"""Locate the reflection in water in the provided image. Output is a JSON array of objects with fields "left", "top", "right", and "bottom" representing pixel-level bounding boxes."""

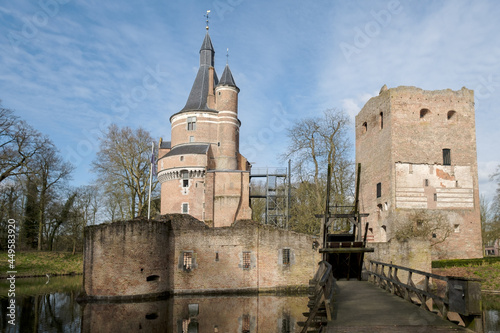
[
  {"left": 82, "top": 295, "right": 307, "bottom": 332},
  {"left": 0, "top": 276, "right": 82, "bottom": 333},
  {"left": 0, "top": 276, "right": 498, "bottom": 332}
]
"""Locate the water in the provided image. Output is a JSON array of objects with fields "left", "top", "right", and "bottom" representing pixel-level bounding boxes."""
[
  {"left": 0, "top": 276, "right": 498, "bottom": 332},
  {"left": 0, "top": 276, "right": 309, "bottom": 332}
]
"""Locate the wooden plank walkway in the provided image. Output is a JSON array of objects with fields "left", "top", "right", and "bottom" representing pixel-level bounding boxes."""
[{"left": 323, "top": 281, "right": 471, "bottom": 333}]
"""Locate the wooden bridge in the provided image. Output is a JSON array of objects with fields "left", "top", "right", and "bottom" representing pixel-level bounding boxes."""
[{"left": 300, "top": 261, "right": 482, "bottom": 333}]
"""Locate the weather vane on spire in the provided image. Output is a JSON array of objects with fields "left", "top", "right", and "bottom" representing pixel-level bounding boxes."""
[
  {"left": 226, "top": 48, "right": 229, "bottom": 64},
  {"left": 205, "top": 10, "right": 211, "bottom": 30}
]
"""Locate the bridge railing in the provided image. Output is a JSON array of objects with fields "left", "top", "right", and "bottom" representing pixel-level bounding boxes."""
[
  {"left": 367, "top": 260, "right": 482, "bottom": 332},
  {"left": 300, "top": 261, "right": 336, "bottom": 333}
]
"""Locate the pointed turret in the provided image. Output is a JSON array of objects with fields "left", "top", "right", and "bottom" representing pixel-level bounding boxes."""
[
  {"left": 218, "top": 64, "right": 239, "bottom": 91},
  {"left": 180, "top": 32, "right": 219, "bottom": 112}
]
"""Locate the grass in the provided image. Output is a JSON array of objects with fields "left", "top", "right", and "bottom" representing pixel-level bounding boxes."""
[
  {"left": 0, "top": 251, "right": 83, "bottom": 278},
  {"left": 432, "top": 258, "right": 500, "bottom": 291},
  {"left": 432, "top": 257, "right": 500, "bottom": 268}
]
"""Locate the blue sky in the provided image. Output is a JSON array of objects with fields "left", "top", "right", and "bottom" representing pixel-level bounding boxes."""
[{"left": 0, "top": 0, "right": 499, "bottom": 202}]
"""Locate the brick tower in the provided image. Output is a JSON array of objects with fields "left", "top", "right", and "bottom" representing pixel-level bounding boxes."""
[
  {"left": 157, "top": 30, "right": 251, "bottom": 227},
  {"left": 355, "top": 86, "right": 483, "bottom": 259}
]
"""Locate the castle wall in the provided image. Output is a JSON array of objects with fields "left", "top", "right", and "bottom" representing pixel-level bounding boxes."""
[
  {"left": 83, "top": 216, "right": 320, "bottom": 299},
  {"left": 355, "top": 89, "right": 393, "bottom": 242},
  {"left": 169, "top": 220, "right": 320, "bottom": 294},
  {"left": 365, "top": 239, "right": 431, "bottom": 284},
  {"left": 83, "top": 220, "right": 170, "bottom": 298}
]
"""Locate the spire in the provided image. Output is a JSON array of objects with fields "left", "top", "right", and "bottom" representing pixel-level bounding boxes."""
[
  {"left": 180, "top": 32, "right": 218, "bottom": 112},
  {"left": 199, "top": 32, "right": 214, "bottom": 66},
  {"left": 218, "top": 64, "right": 239, "bottom": 91}
]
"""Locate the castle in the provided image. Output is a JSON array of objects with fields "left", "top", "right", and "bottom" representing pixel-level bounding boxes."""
[
  {"left": 355, "top": 85, "right": 483, "bottom": 259},
  {"left": 156, "top": 31, "right": 251, "bottom": 227},
  {"left": 82, "top": 30, "right": 320, "bottom": 300}
]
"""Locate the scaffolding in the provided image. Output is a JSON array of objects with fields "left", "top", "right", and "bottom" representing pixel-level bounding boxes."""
[{"left": 249, "top": 161, "right": 291, "bottom": 229}]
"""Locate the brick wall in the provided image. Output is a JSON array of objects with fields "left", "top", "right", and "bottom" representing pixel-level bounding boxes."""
[
  {"left": 83, "top": 219, "right": 170, "bottom": 298},
  {"left": 365, "top": 239, "right": 431, "bottom": 283},
  {"left": 83, "top": 215, "right": 320, "bottom": 299}
]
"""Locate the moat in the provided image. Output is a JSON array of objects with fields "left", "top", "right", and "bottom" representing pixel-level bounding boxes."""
[{"left": 0, "top": 276, "right": 310, "bottom": 332}]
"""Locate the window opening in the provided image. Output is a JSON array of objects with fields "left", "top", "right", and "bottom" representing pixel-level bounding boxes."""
[
  {"left": 447, "top": 110, "right": 457, "bottom": 120},
  {"left": 182, "top": 203, "right": 189, "bottom": 214},
  {"left": 454, "top": 224, "right": 460, "bottom": 233},
  {"left": 425, "top": 179, "right": 429, "bottom": 187},
  {"left": 242, "top": 314, "right": 250, "bottom": 333},
  {"left": 282, "top": 249, "right": 290, "bottom": 265},
  {"left": 189, "top": 136, "right": 195, "bottom": 142},
  {"left": 180, "top": 156, "right": 184, "bottom": 161},
  {"left": 243, "top": 252, "right": 251, "bottom": 269},
  {"left": 362, "top": 122, "right": 367, "bottom": 134},
  {"left": 145, "top": 313, "right": 158, "bottom": 320},
  {"left": 183, "top": 252, "right": 192, "bottom": 270},
  {"left": 182, "top": 170, "right": 189, "bottom": 187},
  {"left": 434, "top": 193, "right": 437, "bottom": 201},
  {"left": 376, "top": 182, "right": 381, "bottom": 198},
  {"left": 215, "top": 252, "right": 219, "bottom": 262},
  {"left": 377, "top": 204, "right": 383, "bottom": 213},
  {"left": 380, "top": 112, "right": 383, "bottom": 129},
  {"left": 281, "top": 315, "right": 291, "bottom": 333},
  {"left": 187, "top": 116, "right": 197, "bottom": 130},
  {"left": 443, "top": 149, "right": 451, "bottom": 165},
  {"left": 420, "top": 108, "right": 430, "bottom": 119},
  {"left": 146, "top": 275, "right": 160, "bottom": 282}
]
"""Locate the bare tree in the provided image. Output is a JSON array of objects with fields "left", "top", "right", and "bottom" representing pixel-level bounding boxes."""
[
  {"left": 0, "top": 105, "right": 49, "bottom": 183},
  {"left": 281, "top": 109, "right": 354, "bottom": 235},
  {"left": 488, "top": 168, "right": 500, "bottom": 247},
  {"left": 28, "top": 144, "right": 74, "bottom": 250},
  {"left": 393, "top": 210, "right": 453, "bottom": 247},
  {"left": 92, "top": 124, "right": 157, "bottom": 220}
]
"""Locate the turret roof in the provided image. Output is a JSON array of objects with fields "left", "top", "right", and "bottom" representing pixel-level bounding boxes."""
[
  {"left": 218, "top": 64, "right": 239, "bottom": 90},
  {"left": 180, "top": 32, "right": 218, "bottom": 112}
]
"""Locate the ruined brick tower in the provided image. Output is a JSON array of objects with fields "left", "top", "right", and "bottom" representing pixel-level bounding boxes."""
[
  {"left": 355, "top": 86, "right": 483, "bottom": 259},
  {"left": 157, "top": 31, "right": 251, "bottom": 227}
]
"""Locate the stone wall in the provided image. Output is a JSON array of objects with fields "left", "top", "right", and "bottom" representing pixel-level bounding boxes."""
[
  {"left": 83, "top": 215, "right": 320, "bottom": 299},
  {"left": 83, "top": 219, "right": 171, "bottom": 299},
  {"left": 365, "top": 239, "right": 431, "bottom": 283},
  {"left": 168, "top": 219, "right": 320, "bottom": 294}
]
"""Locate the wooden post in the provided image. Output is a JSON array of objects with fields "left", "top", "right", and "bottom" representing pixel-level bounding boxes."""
[{"left": 322, "top": 164, "right": 332, "bottom": 261}]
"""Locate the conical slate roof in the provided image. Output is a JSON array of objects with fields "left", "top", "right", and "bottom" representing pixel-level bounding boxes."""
[
  {"left": 180, "top": 32, "right": 219, "bottom": 112},
  {"left": 218, "top": 64, "right": 239, "bottom": 90}
]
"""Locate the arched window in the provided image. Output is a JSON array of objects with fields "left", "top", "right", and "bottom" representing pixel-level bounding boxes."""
[
  {"left": 447, "top": 110, "right": 457, "bottom": 120},
  {"left": 420, "top": 108, "right": 430, "bottom": 119},
  {"left": 362, "top": 122, "right": 367, "bottom": 134}
]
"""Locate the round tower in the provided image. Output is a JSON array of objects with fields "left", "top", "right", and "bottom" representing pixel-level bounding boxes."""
[{"left": 215, "top": 64, "right": 240, "bottom": 170}]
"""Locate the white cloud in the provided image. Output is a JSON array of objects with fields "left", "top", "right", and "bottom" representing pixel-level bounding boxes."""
[{"left": 0, "top": 0, "right": 499, "bottom": 202}]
